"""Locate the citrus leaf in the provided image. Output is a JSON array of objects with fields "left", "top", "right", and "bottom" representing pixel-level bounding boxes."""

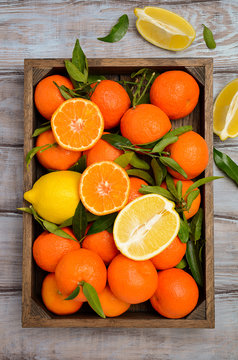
[
  {"left": 186, "top": 189, "right": 200, "bottom": 211},
  {"left": 151, "top": 159, "right": 163, "bottom": 186},
  {"left": 159, "top": 156, "right": 187, "bottom": 179},
  {"left": 136, "top": 138, "right": 162, "bottom": 149},
  {"left": 86, "top": 212, "right": 99, "bottom": 223},
  {"left": 166, "top": 173, "right": 179, "bottom": 200},
  {"left": 65, "top": 285, "right": 80, "bottom": 300},
  {"left": 72, "top": 201, "right": 88, "bottom": 242},
  {"left": 65, "top": 60, "right": 87, "bottom": 83},
  {"left": 176, "top": 180, "right": 182, "bottom": 200},
  {"left": 32, "top": 124, "right": 51, "bottom": 137},
  {"left": 202, "top": 24, "right": 216, "bottom": 50},
  {"left": 184, "top": 175, "right": 222, "bottom": 197},
  {"left": 126, "top": 169, "right": 154, "bottom": 185},
  {"left": 151, "top": 136, "right": 178, "bottom": 153},
  {"left": 69, "top": 154, "right": 87, "bottom": 173},
  {"left": 42, "top": 220, "right": 77, "bottom": 241},
  {"left": 163, "top": 125, "right": 193, "bottom": 139},
  {"left": 129, "top": 152, "right": 150, "bottom": 170},
  {"left": 72, "top": 39, "right": 86, "bottom": 74},
  {"left": 53, "top": 81, "right": 73, "bottom": 100},
  {"left": 178, "top": 217, "right": 190, "bottom": 243},
  {"left": 25, "top": 143, "right": 57, "bottom": 168},
  {"left": 139, "top": 185, "right": 176, "bottom": 202},
  {"left": 114, "top": 152, "right": 134, "bottom": 168},
  {"left": 17, "top": 207, "right": 33, "bottom": 215},
  {"left": 59, "top": 217, "right": 73, "bottom": 228},
  {"left": 88, "top": 74, "right": 106, "bottom": 82},
  {"left": 190, "top": 208, "right": 203, "bottom": 242},
  {"left": 101, "top": 133, "right": 132, "bottom": 149},
  {"left": 98, "top": 14, "right": 129, "bottom": 43},
  {"left": 175, "top": 258, "right": 187, "bottom": 269},
  {"left": 214, "top": 148, "right": 238, "bottom": 186},
  {"left": 87, "top": 213, "right": 117, "bottom": 235},
  {"left": 82, "top": 282, "right": 106, "bottom": 318},
  {"left": 186, "top": 240, "right": 203, "bottom": 286}
]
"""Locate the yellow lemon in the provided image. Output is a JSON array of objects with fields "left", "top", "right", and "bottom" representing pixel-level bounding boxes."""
[
  {"left": 113, "top": 194, "right": 180, "bottom": 261},
  {"left": 213, "top": 78, "right": 238, "bottom": 140},
  {"left": 24, "top": 171, "right": 81, "bottom": 224},
  {"left": 134, "top": 7, "right": 195, "bottom": 51}
]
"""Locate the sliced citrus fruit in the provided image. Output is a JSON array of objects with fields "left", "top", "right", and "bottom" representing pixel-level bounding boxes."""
[
  {"left": 51, "top": 98, "right": 104, "bottom": 151},
  {"left": 134, "top": 7, "right": 195, "bottom": 51},
  {"left": 113, "top": 194, "right": 180, "bottom": 261},
  {"left": 213, "top": 78, "right": 238, "bottom": 140},
  {"left": 79, "top": 161, "right": 130, "bottom": 215}
]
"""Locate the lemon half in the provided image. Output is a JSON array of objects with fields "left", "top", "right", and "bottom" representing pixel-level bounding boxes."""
[
  {"left": 134, "top": 7, "right": 196, "bottom": 51},
  {"left": 113, "top": 194, "right": 180, "bottom": 261},
  {"left": 213, "top": 78, "right": 238, "bottom": 141}
]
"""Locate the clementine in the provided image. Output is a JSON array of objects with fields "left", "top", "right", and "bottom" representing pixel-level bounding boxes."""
[
  {"left": 97, "top": 286, "right": 130, "bottom": 317},
  {"left": 127, "top": 177, "right": 148, "bottom": 203},
  {"left": 151, "top": 236, "right": 186, "bottom": 270}
]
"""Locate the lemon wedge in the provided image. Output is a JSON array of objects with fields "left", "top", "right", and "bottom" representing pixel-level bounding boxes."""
[
  {"left": 113, "top": 194, "right": 180, "bottom": 261},
  {"left": 134, "top": 7, "right": 196, "bottom": 51},
  {"left": 213, "top": 78, "right": 238, "bottom": 141}
]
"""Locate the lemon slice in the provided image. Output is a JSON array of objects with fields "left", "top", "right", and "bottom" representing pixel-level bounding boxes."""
[
  {"left": 134, "top": 7, "right": 196, "bottom": 51},
  {"left": 113, "top": 194, "right": 180, "bottom": 261},
  {"left": 213, "top": 78, "right": 238, "bottom": 141}
]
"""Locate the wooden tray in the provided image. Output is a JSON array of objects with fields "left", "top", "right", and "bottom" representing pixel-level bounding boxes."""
[{"left": 23, "top": 58, "right": 214, "bottom": 328}]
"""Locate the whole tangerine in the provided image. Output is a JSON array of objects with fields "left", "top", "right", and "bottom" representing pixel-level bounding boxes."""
[
  {"left": 108, "top": 254, "right": 158, "bottom": 304},
  {"left": 150, "top": 268, "right": 199, "bottom": 319},
  {"left": 127, "top": 177, "right": 148, "bottom": 203},
  {"left": 97, "top": 285, "right": 130, "bottom": 317},
  {"left": 120, "top": 104, "right": 171, "bottom": 144},
  {"left": 55, "top": 248, "right": 107, "bottom": 302},
  {"left": 90, "top": 80, "right": 131, "bottom": 129},
  {"left": 151, "top": 236, "right": 186, "bottom": 270},
  {"left": 150, "top": 71, "right": 200, "bottom": 120},
  {"left": 33, "top": 227, "right": 80, "bottom": 272},
  {"left": 34, "top": 75, "right": 73, "bottom": 120},
  {"left": 36, "top": 129, "right": 81, "bottom": 170}
]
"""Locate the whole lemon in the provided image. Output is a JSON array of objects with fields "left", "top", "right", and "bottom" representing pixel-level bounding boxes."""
[{"left": 24, "top": 171, "right": 81, "bottom": 224}]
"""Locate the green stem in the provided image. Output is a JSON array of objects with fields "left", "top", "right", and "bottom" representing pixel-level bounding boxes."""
[{"left": 135, "top": 72, "right": 155, "bottom": 106}]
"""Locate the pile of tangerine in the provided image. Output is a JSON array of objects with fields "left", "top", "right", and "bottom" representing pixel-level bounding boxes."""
[{"left": 29, "top": 70, "right": 208, "bottom": 319}]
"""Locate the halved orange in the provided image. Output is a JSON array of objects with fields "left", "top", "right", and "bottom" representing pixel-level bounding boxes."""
[
  {"left": 51, "top": 98, "right": 104, "bottom": 151},
  {"left": 79, "top": 161, "right": 130, "bottom": 215}
]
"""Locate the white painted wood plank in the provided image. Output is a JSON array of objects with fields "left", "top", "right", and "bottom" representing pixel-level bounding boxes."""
[
  {"left": 0, "top": 0, "right": 238, "bottom": 69},
  {"left": 0, "top": 291, "right": 237, "bottom": 360}
]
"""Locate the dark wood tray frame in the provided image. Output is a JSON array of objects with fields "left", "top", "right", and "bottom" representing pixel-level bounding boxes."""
[{"left": 23, "top": 58, "right": 214, "bottom": 328}]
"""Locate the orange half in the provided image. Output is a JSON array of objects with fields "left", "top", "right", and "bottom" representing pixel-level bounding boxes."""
[
  {"left": 79, "top": 161, "right": 130, "bottom": 215},
  {"left": 51, "top": 98, "right": 104, "bottom": 151}
]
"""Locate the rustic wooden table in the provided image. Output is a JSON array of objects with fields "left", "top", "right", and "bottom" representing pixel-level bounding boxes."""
[{"left": 1, "top": 0, "right": 238, "bottom": 358}]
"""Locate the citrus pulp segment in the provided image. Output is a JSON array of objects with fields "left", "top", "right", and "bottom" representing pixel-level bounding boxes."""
[
  {"left": 113, "top": 194, "right": 180, "bottom": 261},
  {"left": 79, "top": 161, "right": 130, "bottom": 215},
  {"left": 51, "top": 98, "right": 104, "bottom": 151},
  {"left": 213, "top": 78, "right": 238, "bottom": 140},
  {"left": 134, "top": 7, "right": 195, "bottom": 51}
]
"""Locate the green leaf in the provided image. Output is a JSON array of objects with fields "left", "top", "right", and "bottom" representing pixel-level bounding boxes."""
[
  {"left": 87, "top": 213, "right": 117, "bottom": 235},
  {"left": 25, "top": 143, "right": 57, "bottom": 168},
  {"left": 152, "top": 136, "right": 178, "bottom": 154},
  {"left": 186, "top": 240, "right": 203, "bottom": 286},
  {"left": 139, "top": 185, "right": 176, "bottom": 202},
  {"left": 72, "top": 39, "right": 86, "bottom": 74},
  {"left": 72, "top": 201, "right": 88, "bottom": 242},
  {"left": 17, "top": 207, "right": 33, "bottom": 215},
  {"left": 69, "top": 154, "right": 87, "bottom": 173},
  {"left": 184, "top": 175, "right": 222, "bottom": 197},
  {"left": 163, "top": 125, "right": 193, "bottom": 139},
  {"left": 88, "top": 74, "right": 106, "bottom": 83},
  {"left": 86, "top": 212, "right": 99, "bottom": 223},
  {"left": 65, "top": 285, "right": 80, "bottom": 300},
  {"left": 42, "top": 220, "right": 77, "bottom": 241},
  {"left": 178, "top": 217, "right": 190, "bottom": 243},
  {"left": 136, "top": 138, "right": 161, "bottom": 149},
  {"left": 214, "top": 148, "right": 238, "bottom": 186},
  {"left": 151, "top": 159, "right": 163, "bottom": 186},
  {"left": 175, "top": 258, "right": 187, "bottom": 269},
  {"left": 159, "top": 156, "right": 187, "bottom": 179},
  {"left": 202, "top": 24, "right": 216, "bottom": 50},
  {"left": 129, "top": 152, "right": 150, "bottom": 170},
  {"left": 114, "top": 152, "right": 134, "bottom": 168},
  {"left": 131, "top": 68, "right": 149, "bottom": 78},
  {"left": 166, "top": 174, "right": 179, "bottom": 200},
  {"left": 101, "top": 133, "right": 132, "bottom": 149},
  {"left": 65, "top": 60, "right": 87, "bottom": 83},
  {"left": 190, "top": 208, "right": 203, "bottom": 242},
  {"left": 176, "top": 181, "right": 182, "bottom": 200},
  {"left": 59, "top": 217, "right": 73, "bottom": 228},
  {"left": 32, "top": 124, "right": 51, "bottom": 137},
  {"left": 126, "top": 169, "right": 154, "bottom": 185},
  {"left": 186, "top": 189, "right": 200, "bottom": 211},
  {"left": 82, "top": 282, "right": 106, "bottom": 318},
  {"left": 53, "top": 81, "right": 73, "bottom": 100},
  {"left": 98, "top": 14, "right": 129, "bottom": 43}
]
